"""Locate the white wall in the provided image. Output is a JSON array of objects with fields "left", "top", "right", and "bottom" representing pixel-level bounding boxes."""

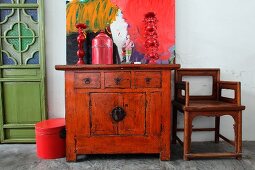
[
  {"left": 176, "top": 0, "right": 255, "bottom": 141},
  {"left": 45, "top": 0, "right": 255, "bottom": 141},
  {"left": 45, "top": 0, "right": 66, "bottom": 118}
]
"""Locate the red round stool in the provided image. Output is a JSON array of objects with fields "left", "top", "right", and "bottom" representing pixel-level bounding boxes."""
[{"left": 35, "top": 118, "right": 66, "bottom": 159}]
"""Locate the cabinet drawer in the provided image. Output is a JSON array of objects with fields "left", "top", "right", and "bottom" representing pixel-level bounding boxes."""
[
  {"left": 74, "top": 72, "right": 101, "bottom": 89},
  {"left": 104, "top": 72, "right": 131, "bottom": 88},
  {"left": 134, "top": 72, "right": 161, "bottom": 88}
]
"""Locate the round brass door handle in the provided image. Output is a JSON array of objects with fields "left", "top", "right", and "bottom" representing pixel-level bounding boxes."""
[{"left": 111, "top": 107, "right": 126, "bottom": 122}]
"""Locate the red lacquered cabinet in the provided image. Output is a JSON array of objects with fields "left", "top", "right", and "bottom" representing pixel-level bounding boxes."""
[{"left": 55, "top": 64, "right": 180, "bottom": 161}]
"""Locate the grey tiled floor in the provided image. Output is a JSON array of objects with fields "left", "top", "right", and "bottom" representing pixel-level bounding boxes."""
[{"left": 0, "top": 142, "right": 254, "bottom": 170}]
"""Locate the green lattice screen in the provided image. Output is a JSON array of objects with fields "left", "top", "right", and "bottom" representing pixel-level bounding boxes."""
[
  {"left": 0, "top": 0, "right": 40, "bottom": 65},
  {"left": 0, "top": 0, "right": 46, "bottom": 143}
]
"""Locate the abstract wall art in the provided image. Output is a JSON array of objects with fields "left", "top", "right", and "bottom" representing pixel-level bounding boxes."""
[{"left": 66, "top": 0, "right": 175, "bottom": 64}]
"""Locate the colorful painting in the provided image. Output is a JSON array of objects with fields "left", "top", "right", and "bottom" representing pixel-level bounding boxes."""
[{"left": 66, "top": 0, "right": 175, "bottom": 64}]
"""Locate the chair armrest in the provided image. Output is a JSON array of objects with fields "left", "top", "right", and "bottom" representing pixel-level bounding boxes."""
[
  {"left": 217, "top": 81, "right": 241, "bottom": 105},
  {"left": 175, "top": 81, "right": 190, "bottom": 106}
]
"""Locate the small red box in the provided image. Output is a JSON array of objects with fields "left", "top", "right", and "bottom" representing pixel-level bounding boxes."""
[{"left": 35, "top": 118, "right": 65, "bottom": 159}]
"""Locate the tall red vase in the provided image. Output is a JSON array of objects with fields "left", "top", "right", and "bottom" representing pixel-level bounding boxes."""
[{"left": 92, "top": 31, "right": 113, "bottom": 64}]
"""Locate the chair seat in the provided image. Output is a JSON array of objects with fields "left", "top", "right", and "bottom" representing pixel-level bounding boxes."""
[{"left": 173, "top": 100, "right": 245, "bottom": 112}]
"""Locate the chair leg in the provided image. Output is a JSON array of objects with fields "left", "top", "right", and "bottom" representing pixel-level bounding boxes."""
[
  {"left": 183, "top": 111, "right": 192, "bottom": 161},
  {"left": 172, "top": 107, "right": 177, "bottom": 144},
  {"left": 235, "top": 111, "right": 242, "bottom": 160},
  {"left": 215, "top": 116, "right": 220, "bottom": 143}
]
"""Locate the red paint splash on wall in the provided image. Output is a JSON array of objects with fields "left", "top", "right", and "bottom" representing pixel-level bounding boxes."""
[{"left": 111, "top": 0, "right": 175, "bottom": 60}]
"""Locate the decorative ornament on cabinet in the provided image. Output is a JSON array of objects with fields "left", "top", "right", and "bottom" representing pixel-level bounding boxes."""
[
  {"left": 144, "top": 12, "right": 159, "bottom": 64},
  {"left": 92, "top": 31, "right": 113, "bottom": 64},
  {"left": 76, "top": 23, "right": 87, "bottom": 65},
  {"left": 121, "top": 35, "right": 134, "bottom": 63}
]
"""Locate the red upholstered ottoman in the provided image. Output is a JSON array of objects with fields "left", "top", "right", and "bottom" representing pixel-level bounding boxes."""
[{"left": 35, "top": 118, "right": 66, "bottom": 159}]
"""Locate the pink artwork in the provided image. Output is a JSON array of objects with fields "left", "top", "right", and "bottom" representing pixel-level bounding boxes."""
[
  {"left": 112, "top": 0, "right": 175, "bottom": 62},
  {"left": 66, "top": 0, "right": 175, "bottom": 64}
]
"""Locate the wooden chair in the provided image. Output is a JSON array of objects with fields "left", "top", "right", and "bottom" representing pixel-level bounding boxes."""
[{"left": 172, "top": 68, "right": 245, "bottom": 160}]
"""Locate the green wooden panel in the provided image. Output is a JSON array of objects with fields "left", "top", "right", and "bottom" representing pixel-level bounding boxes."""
[
  {"left": 4, "top": 128, "right": 35, "bottom": 139},
  {"left": 1, "top": 139, "right": 35, "bottom": 143},
  {"left": 6, "top": 38, "right": 20, "bottom": 51},
  {"left": 2, "top": 68, "right": 39, "bottom": 77},
  {"left": 3, "top": 82, "right": 41, "bottom": 124},
  {"left": 0, "top": 0, "right": 46, "bottom": 143},
  {"left": 3, "top": 123, "right": 34, "bottom": 128},
  {"left": 0, "top": 6, "right": 39, "bottom": 65},
  {"left": 6, "top": 22, "right": 35, "bottom": 52}
]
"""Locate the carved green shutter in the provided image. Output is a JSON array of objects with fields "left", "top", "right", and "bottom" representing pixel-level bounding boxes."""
[{"left": 0, "top": 0, "right": 46, "bottom": 143}]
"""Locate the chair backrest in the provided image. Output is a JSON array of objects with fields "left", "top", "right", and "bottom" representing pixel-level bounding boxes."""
[{"left": 175, "top": 68, "right": 220, "bottom": 100}]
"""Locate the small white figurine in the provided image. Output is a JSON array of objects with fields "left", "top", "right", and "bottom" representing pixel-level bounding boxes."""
[{"left": 122, "top": 35, "right": 134, "bottom": 63}]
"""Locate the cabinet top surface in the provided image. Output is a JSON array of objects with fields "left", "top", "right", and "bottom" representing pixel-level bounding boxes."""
[{"left": 55, "top": 64, "right": 180, "bottom": 71}]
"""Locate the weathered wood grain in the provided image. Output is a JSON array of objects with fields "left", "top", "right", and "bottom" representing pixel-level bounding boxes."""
[
  {"left": 57, "top": 65, "right": 179, "bottom": 161},
  {"left": 172, "top": 68, "right": 245, "bottom": 160}
]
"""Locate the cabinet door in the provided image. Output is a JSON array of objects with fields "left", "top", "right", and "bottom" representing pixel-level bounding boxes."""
[
  {"left": 90, "top": 92, "right": 146, "bottom": 136},
  {"left": 118, "top": 93, "right": 146, "bottom": 135},
  {"left": 90, "top": 93, "right": 119, "bottom": 135}
]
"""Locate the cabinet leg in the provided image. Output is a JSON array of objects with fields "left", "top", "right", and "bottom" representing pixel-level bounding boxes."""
[
  {"left": 66, "top": 144, "right": 77, "bottom": 162},
  {"left": 66, "top": 135, "right": 77, "bottom": 162},
  {"left": 66, "top": 152, "right": 77, "bottom": 162},
  {"left": 160, "top": 151, "right": 170, "bottom": 161}
]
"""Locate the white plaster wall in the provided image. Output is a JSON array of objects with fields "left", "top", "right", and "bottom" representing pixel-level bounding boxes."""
[
  {"left": 45, "top": 0, "right": 255, "bottom": 141},
  {"left": 45, "top": 0, "right": 66, "bottom": 118},
  {"left": 175, "top": 0, "right": 255, "bottom": 141}
]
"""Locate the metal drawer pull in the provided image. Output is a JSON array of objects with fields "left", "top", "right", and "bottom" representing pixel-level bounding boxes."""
[
  {"left": 145, "top": 77, "right": 152, "bottom": 84},
  {"left": 83, "top": 78, "right": 91, "bottom": 84},
  {"left": 111, "top": 107, "right": 126, "bottom": 122},
  {"left": 114, "top": 77, "right": 122, "bottom": 85}
]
